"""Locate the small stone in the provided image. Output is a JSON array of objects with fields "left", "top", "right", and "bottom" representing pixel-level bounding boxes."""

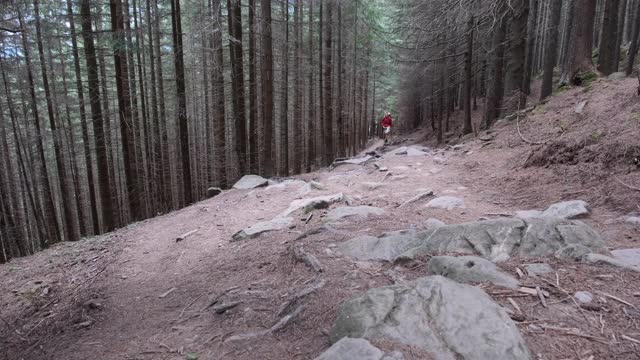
[
  {"left": 426, "top": 196, "right": 465, "bottom": 210},
  {"left": 524, "top": 263, "right": 554, "bottom": 277},
  {"left": 542, "top": 200, "right": 590, "bottom": 219},
  {"left": 574, "top": 291, "right": 593, "bottom": 304},
  {"left": 232, "top": 175, "right": 270, "bottom": 189},
  {"left": 625, "top": 217, "right": 640, "bottom": 226},
  {"left": 527, "top": 324, "right": 544, "bottom": 333},
  {"left": 575, "top": 100, "right": 588, "bottom": 114}
]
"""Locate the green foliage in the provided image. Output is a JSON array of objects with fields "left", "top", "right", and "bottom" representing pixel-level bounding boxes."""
[
  {"left": 590, "top": 130, "right": 605, "bottom": 141},
  {"left": 578, "top": 71, "right": 599, "bottom": 86},
  {"left": 533, "top": 104, "right": 546, "bottom": 114},
  {"left": 186, "top": 353, "right": 198, "bottom": 360},
  {"left": 553, "top": 84, "right": 570, "bottom": 95}
]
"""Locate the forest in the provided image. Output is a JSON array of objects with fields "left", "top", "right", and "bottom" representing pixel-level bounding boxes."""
[{"left": 1, "top": 0, "right": 639, "bottom": 263}]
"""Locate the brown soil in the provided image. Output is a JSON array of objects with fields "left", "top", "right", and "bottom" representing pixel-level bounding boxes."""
[{"left": 1, "top": 77, "right": 639, "bottom": 360}]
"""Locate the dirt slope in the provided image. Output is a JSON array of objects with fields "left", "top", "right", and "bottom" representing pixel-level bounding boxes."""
[{"left": 1, "top": 77, "right": 639, "bottom": 360}]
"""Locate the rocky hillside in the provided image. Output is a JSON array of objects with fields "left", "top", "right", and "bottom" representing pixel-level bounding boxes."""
[{"left": 1, "top": 77, "right": 639, "bottom": 360}]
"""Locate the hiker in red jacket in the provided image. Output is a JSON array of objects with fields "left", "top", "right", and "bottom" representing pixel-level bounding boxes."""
[{"left": 381, "top": 112, "right": 393, "bottom": 143}]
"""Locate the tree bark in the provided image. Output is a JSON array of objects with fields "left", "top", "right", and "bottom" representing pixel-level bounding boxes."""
[
  {"left": 323, "top": 0, "right": 334, "bottom": 165},
  {"left": 248, "top": 0, "right": 259, "bottom": 174},
  {"left": 463, "top": 14, "right": 474, "bottom": 135},
  {"left": 80, "top": 0, "right": 115, "bottom": 232},
  {"left": 625, "top": 1, "right": 640, "bottom": 74},
  {"left": 279, "top": 0, "right": 289, "bottom": 176},
  {"left": 484, "top": 15, "right": 507, "bottom": 128},
  {"left": 171, "top": 0, "right": 193, "bottom": 205},
  {"left": 504, "top": 0, "right": 529, "bottom": 111},
  {"left": 306, "top": 0, "right": 315, "bottom": 172},
  {"left": 561, "top": 0, "right": 597, "bottom": 84},
  {"left": 541, "top": 0, "right": 563, "bottom": 100},
  {"left": 523, "top": 0, "right": 539, "bottom": 95},
  {"left": 227, "top": 0, "right": 248, "bottom": 178},
  {"left": 599, "top": 0, "right": 621, "bottom": 75},
  {"left": 213, "top": 0, "right": 228, "bottom": 186}
]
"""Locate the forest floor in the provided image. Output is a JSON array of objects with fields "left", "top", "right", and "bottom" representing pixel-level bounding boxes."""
[{"left": 2, "top": 77, "right": 640, "bottom": 360}]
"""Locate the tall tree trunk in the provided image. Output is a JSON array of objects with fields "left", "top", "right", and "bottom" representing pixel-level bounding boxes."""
[
  {"left": 484, "top": 16, "right": 507, "bottom": 128},
  {"left": 111, "top": 0, "right": 143, "bottom": 220},
  {"left": 541, "top": 0, "right": 563, "bottom": 100},
  {"left": 248, "top": 0, "right": 259, "bottom": 174},
  {"left": 306, "top": 0, "right": 315, "bottom": 172},
  {"left": 614, "top": 0, "right": 628, "bottom": 70},
  {"left": 80, "top": 0, "right": 115, "bottom": 232},
  {"left": 504, "top": 0, "right": 529, "bottom": 111},
  {"left": 279, "top": 0, "right": 289, "bottom": 176},
  {"left": 336, "top": 3, "right": 345, "bottom": 157},
  {"left": 171, "top": 0, "right": 193, "bottom": 205},
  {"left": 561, "top": 0, "right": 597, "bottom": 84},
  {"left": 293, "top": 0, "right": 303, "bottom": 174},
  {"left": 523, "top": 0, "right": 539, "bottom": 95},
  {"left": 17, "top": 4, "right": 62, "bottom": 245},
  {"left": 463, "top": 14, "right": 474, "bottom": 135},
  {"left": 625, "top": 1, "right": 640, "bottom": 74},
  {"left": 227, "top": 0, "right": 248, "bottom": 178},
  {"left": 261, "top": 0, "right": 275, "bottom": 177},
  {"left": 213, "top": 0, "right": 228, "bottom": 186},
  {"left": 66, "top": 0, "right": 99, "bottom": 234},
  {"left": 323, "top": 0, "right": 334, "bottom": 165},
  {"left": 599, "top": 0, "right": 621, "bottom": 75}
]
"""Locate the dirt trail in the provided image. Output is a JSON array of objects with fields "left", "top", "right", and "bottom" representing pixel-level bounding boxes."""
[{"left": 2, "top": 78, "right": 640, "bottom": 360}]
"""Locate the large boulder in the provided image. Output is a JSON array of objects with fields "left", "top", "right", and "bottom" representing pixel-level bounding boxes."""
[
  {"left": 330, "top": 276, "right": 531, "bottom": 360},
  {"left": 338, "top": 230, "right": 425, "bottom": 262},
  {"left": 425, "top": 196, "right": 465, "bottom": 210},
  {"left": 279, "top": 193, "right": 344, "bottom": 217},
  {"left": 541, "top": 200, "right": 590, "bottom": 219},
  {"left": 233, "top": 175, "right": 270, "bottom": 190},
  {"left": 427, "top": 256, "right": 519, "bottom": 288},
  {"left": 326, "top": 206, "right": 385, "bottom": 223},
  {"left": 315, "top": 338, "right": 404, "bottom": 360},
  {"left": 611, "top": 248, "right": 640, "bottom": 271},
  {"left": 231, "top": 217, "right": 293, "bottom": 241},
  {"left": 340, "top": 217, "right": 605, "bottom": 263}
]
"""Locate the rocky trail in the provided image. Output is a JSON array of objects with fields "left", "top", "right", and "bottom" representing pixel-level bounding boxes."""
[{"left": 2, "top": 78, "right": 640, "bottom": 360}]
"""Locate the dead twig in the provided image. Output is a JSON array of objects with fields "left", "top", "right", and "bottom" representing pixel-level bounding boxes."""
[
  {"left": 621, "top": 334, "right": 640, "bottom": 345},
  {"left": 597, "top": 291, "right": 637, "bottom": 309},
  {"left": 536, "top": 286, "right": 547, "bottom": 308},
  {"left": 176, "top": 229, "right": 199, "bottom": 242},
  {"left": 614, "top": 176, "right": 640, "bottom": 192}
]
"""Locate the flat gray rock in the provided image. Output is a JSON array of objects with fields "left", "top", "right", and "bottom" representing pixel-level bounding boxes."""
[
  {"left": 330, "top": 276, "right": 531, "bottom": 360},
  {"left": 340, "top": 217, "right": 605, "bottom": 263},
  {"left": 611, "top": 248, "right": 640, "bottom": 271},
  {"left": 574, "top": 291, "right": 593, "bottom": 304},
  {"left": 426, "top": 196, "right": 465, "bottom": 210},
  {"left": 362, "top": 182, "right": 385, "bottom": 191},
  {"left": 334, "top": 156, "right": 374, "bottom": 166},
  {"left": 339, "top": 230, "right": 422, "bottom": 262},
  {"left": 582, "top": 253, "right": 640, "bottom": 272},
  {"left": 231, "top": 217, "right": 293, "bottom": 241},
  {"left": 406, "top": 147, "right": 428, "bottom": 156},
  {"left": 625, "top": 217, "right": 640, "bottom": 226},
  {"left": 422, "top": 218, "right": 445, "bottom": 229},
  {"left": 608, "top": 72, "right": 626, "bottom": 80},
  {"left": 326, "top": 206, "right": 385, "bottom": 223},
  {"left": 524, "top": 263, "right": 554, "bottom": 277},
  {"left": 514, "top": 210, "right": 543, "bottom": 219},
  {"left": 233, "top": 175, "right": 270, "bottom": 189},
  {"left": 542, "top": 200, "right": 590, "bottom": 219},
  {"left": 427, "top": 256, "right": 519, "bottom": 288},
  {"left": 314, "top": 338, "right": 404, "bottom": 360},
  {"left": 554, "top": 244, "right": 594, "bottom": 260},
  {"left": 279, "top": 193, "right": 344, "bottom": 217}
]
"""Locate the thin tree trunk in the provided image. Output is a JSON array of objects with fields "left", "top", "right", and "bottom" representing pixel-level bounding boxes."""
[
  {"left": 541, "top": 0, "right": 563, "bottom": 100},
  {"left": 80, "top": 0, "right": 115, "bottom": 232},
  {"left": 170, "top": 0, "right": 193, "bottom": 205},
  {"left": 248, "top": 0, "right": 259, "bottom": 174},
  {"left": 523, "top": 0, "right": 539, "bottom": 95},
  {"left": 484, "top": 15, "right": 507, "bottom": 128},
  {"left": 323, "top": 0, "right": 334, "bottom": 165},
  {"left": 625, "top": 1, "right": 640, "bottom": 74},
  {"left": 599, "top": 0, "right": 621, "bottom": 75},
  {"left": 306, "top": 0, "right": 315, "bottom": 172},
  {"left": 463, "top": 14, "right": 474, "bottom": 135},
  {"left": 261, "top": 0, "right": 274, "bottom": 177},
  {"left": 504, "top": 0, "right": 529, "bottom": 111},
  {"left": 213, "top": 0, "right": 228, "bottom": 186},
  {"left": 561, "top": 0, "right": 597, "bottom": 84}
]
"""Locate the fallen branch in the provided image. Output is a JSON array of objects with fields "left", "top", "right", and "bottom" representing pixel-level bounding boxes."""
[
  {"left": 516, "top": 110, "right": 546, "bottom": 146},
  {"left": 206, "top": 286, "right": 241, "bottom": 309},
  {"left": 622, "top": 334, "right": 640, "bottom": 345},
  {"left": 398, "top": 190, "right": 434, "bottom": 208},
  {"left": 536, "top": 286, "right": 547, "bottom": 308},
  {"left": 271, "top": 305, "right": 304, "bottom": 333},
  {"left": 597, "top": 291, "right": 637, "bottom": 309},
  {"left": 159, "top": 287, "right": 177, "bottom": 299},
  {"left": 508, "top": 297, "right": 522, "bottom": 313},
  {"left": 278, "top": 279, "right": 326, "bottom": 317},
  {"left": 176, "top": 229, "right": 198, "bottom": 242},
  {"left": 614, "top": 176, "right": 640, "bottom": 192},
  {"left": 292, "top": 246, "right": 323, "bottom": 273}
]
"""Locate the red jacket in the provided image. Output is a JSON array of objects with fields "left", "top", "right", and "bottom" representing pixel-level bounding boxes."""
[{"left": 381, "top": 115, "right": 393, "bottom": 127}]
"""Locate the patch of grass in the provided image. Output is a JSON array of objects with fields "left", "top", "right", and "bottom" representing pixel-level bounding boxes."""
[
  {"left": 631, "top": 112, "right": 640, "bottom": 121},
  {"left": 533, "top": 104, "right": 546, "bottom": 114},
  {"left": 556, "top": 121, "right": 569, "bottom": 133},
  {"left": 553, "top": 84, "right": 570, "bottom": 95},
  {"left": 577, "top": 70, "right": 599, "bottom": 87},
  {"left": 591, "top": 130, "right": 605, "bottom": 142}
]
